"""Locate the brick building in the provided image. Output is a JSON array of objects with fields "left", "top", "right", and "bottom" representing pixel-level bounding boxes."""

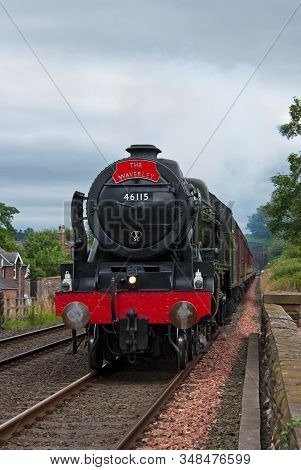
[
  {"left": 57, "top": 225, "right": 73, "bottom": 256},
  {"left": 0, "top": 277, "right": 18, "bottom": 311},
  {"left": 0, "top": 248, "right": 29, "bottom": 298}
]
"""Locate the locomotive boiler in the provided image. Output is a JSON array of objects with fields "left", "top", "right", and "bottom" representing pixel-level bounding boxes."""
[{"left": 55, "top": 144, "right": 255, "bottom": 370}]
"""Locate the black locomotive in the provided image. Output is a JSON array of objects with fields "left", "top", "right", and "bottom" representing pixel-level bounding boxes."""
[{"left": 56, "top": 144, "right": 255, "bottom": 370}]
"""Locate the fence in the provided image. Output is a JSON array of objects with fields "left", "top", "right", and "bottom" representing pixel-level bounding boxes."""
[{"left": 4, "top": 296, "right": 55, "bottom": 320}]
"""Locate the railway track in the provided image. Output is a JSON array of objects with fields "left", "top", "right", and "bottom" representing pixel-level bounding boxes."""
[
  {"left": 0, "top": 372, "right": 96, "bottom": 442},
  {"left": 0, "top": 352, "right": 204, "bottom": 449},
  {"left": 113, "top": 355, "right": 202, "bottom": 449},
  {"left": 0, "top": 324, "right": 85, "bottom": 366},
  {"left": 0, "top": 323, "right": 65, "bottom": 344},
  {"left": 0, "top": 336, "right": 84, "bottom": 367},
  {"left": 0, "top": 332, "right": 90, "bottom": 428}
]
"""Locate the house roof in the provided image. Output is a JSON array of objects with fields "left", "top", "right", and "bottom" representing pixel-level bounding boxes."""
[
  {"left": 0, "top": 278, "right": 18, "bottom": 290},
  {"left": 0, "top": 248, "right": 24, "bottom": 266}
]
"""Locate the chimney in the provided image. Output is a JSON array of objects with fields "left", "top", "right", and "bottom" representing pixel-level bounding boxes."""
[
  {"left": 58, "top": 225, "right": 66, "bottom": 252},
  {"left": 126, "top": 144, "right": 161, "bottom": 159}
]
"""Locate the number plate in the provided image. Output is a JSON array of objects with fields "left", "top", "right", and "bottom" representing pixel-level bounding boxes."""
[{"left": 123, "top": 193, "right": 152, "bottom": 201}]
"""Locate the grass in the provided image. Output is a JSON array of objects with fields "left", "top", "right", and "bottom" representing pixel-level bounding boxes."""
[
  {"left": 261, "top": 244, "right": 301, "bottom": 292},
  {"left": 2, "top": 298, "right": 62, "bottom": 331},
  {"left": 3, "top": 311, "right": 61, "bottom": 330},
  {"left": 260, "top": 268, "right": 275, "bottom": 293}
]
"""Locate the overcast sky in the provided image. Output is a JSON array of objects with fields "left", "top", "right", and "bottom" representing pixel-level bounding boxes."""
[{"left": 0, "top": 0, "right": 300, "bottom": 231}]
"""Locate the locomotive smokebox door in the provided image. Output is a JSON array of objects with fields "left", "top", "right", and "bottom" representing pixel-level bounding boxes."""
[{"left": 119, "top": 309, "right": 148, "bottom": 353}]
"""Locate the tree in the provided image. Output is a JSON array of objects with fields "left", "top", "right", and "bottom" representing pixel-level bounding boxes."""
[
  {"left": 0, "top": 202, "right": 19, "bottom": 251},
  {"left": 263, "top": 153, "right": 301, "bottom": 242},
  {"left": 246, "top": 206, "right": 271, "bottom": 239},
  {"left": 22, "top": 229, "right": 71, "bottom": 280},
  {"left": 268, "top": 237, "right": 286, "bottom": 261},
  {"left": 279, "top": 97, "right": 301, "bottom": 139},
  {"left": 263, "top": 97, "right": 301, "bottom": 245},
  {"left": 15, "top": 228, "right": 34, "bottom": 242}
]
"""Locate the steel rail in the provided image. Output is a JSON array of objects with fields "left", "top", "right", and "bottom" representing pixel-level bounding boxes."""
[
  {"left": 114, "top": 327, "right": 221, "bottom": 450},
  {"left": 0, "top": 331, "right": 220, "bottom": 446},
  {"left": 0, "top": 372, "right": 96, "bottom": 443},
  {"left": 113, "top": 354, "right": 202, "bottom": 450},
  {"left": 0, "top": 323, "right": 65, "bottom": 344},
  {"left": 0, "top": 333, "right": 85, "bottom": 367}
]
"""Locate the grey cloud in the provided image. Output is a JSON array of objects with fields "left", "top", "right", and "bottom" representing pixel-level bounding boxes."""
[
  {"left": 0, "top": 1, "right": 300, "bottom": 230},
  {"left": 0, "top": 140, "right": 107, "bottom": 183},
  {"left": 0, "top": 1, "right": 300, "bottom": 70}
]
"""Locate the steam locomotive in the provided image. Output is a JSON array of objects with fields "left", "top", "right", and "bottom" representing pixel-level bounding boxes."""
[{"left": 55, "top": 145, "right": 256, "bottom": 370}]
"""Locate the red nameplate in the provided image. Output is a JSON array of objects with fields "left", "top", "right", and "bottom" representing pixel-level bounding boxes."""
[{"left": 112, "top": 160, "right": 160, "bottom": 184}]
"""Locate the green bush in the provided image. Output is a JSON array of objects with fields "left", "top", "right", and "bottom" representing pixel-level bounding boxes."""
[
  {"left": 280, "top": 244, "right": 301, "bottom": 259},
  {"left": 270, "top": 248, "right": 301, "bottom": 290}
]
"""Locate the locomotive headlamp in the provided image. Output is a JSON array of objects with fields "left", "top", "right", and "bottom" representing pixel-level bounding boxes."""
[
  {"left": 169, "top": 301, "right": 197, "bottom": 330},
  {"left": 194, "top": 270, "right": 203, "bottom": 290},
  {"left": 62, "top": 302, "right": 90, "bottom": 330},
  {"left": 127, "top": 266, "right": 138, "bottom": 286},
  {"left": 128, "top": 275, "right": 137, "bottom": 285},
  {"left": 62, "top": 280, "right": 71, "bottom": 291},
  {"left": 62, "top": 271, "right": 72, "bottom": 291}
]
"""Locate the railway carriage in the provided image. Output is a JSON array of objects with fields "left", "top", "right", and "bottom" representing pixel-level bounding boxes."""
[{"left": 55, "top": 145, "right": 256, "bottom": 370}]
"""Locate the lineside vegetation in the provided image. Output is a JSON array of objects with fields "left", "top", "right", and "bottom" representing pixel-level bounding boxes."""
[{"left": 251, "top": 97, "right": 301, "bottom": 291}]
